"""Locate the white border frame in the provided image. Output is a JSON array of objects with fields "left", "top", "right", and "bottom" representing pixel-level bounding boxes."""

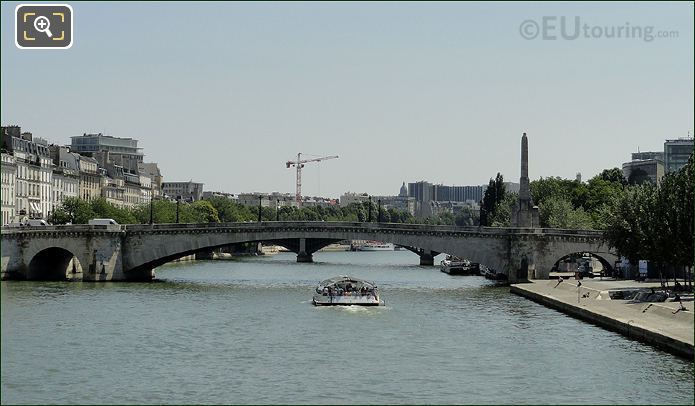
[{"left": 15, "top": 3, "right": 73, "bottom": 50}]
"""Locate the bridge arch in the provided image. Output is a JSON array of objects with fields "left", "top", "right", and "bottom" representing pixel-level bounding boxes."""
[
  {"left": 28, "top": 247, "right": 84, "bottom": 281},
  {"left": 552, "top": 251, "right": 616, "bottom": 275}
]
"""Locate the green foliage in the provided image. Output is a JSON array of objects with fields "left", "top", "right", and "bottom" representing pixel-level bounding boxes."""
[
  {"left": 200, "top": 199, "right": 416, "bottom": 224},
  {"left": 530, "top": 176, "right": 589, "bottom": 209},
  {"left": 603, "top": 184, "right": 658, "bottom": 264},
  {"left": 489, "top": 192, "right": 516, "bottom": 227},
  {"left": 603, "top": 155, "right": 694, "bottom": 271},
  {"left": 206, "top": 196, "right": 255, "bottom": 222},
  {"left": 480, "top": 173, "right": 506, "bottom": 226},
  {"left": 52, "top": 197, "right": 138, "bottom": 224},
  {"left": 52, "top": 197, "right": 93, "bottom": 224},
  {"left": 191, "top": 200, "right": 220, "bottom": 223},
  {"left": 529, "top": 170, "right": 627, "bottom": 229},
  {"left": 597, "top": 168, "right": 627, "bottom": 185},
  {"left": 538, "top": 196, "right": 593, "bottom": 229},
  {"left": 454, "top": 206, "right": 480, "bottom": 226}
]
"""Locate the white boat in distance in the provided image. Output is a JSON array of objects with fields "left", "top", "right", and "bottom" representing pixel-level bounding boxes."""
[
  {"left": 357, "top": 241, "right": 395, "bottom": 251},
  {"left": 312, "top": 276, "right": 385, "bottom": 306}
]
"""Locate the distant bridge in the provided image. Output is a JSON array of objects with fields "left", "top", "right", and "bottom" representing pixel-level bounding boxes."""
[{"left": 1, "top": 221, "right": 617, "bottom": 283}]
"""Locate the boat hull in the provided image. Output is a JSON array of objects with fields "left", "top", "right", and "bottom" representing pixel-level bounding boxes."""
[
  {"left": 440, "top": 261, "right": 478, "bottom": 275},
  {"left": 312, "top": 295, "right": 384, "bottom": 306},
  {"left": 441, "top": 265, "right": 474, "bottom": 275}
]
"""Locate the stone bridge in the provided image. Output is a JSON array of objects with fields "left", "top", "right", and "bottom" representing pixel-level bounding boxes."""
[{"left": 1, "top": 221, "right": 617, "bottom": 283}]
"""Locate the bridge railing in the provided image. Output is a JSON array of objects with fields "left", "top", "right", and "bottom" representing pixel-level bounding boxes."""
[
  {"left": 1, "top": 221, "right": 606, "bottom": 238},
  {"left": 120, "top": 221, "right": 605, "bottom": 236},
  {"left": 1, "top": 224, "right": 118, "bottom": 234}
]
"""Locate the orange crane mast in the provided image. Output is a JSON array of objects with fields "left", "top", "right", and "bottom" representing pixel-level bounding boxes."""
[{"left": 286, "top": 153, "right": 339, "bottom": 206}]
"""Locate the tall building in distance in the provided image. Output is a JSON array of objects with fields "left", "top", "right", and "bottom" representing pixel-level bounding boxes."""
[
  {"left": 622, "top": 158, "right": 664, "bottom": 185},
  {"left": 70, "top": 133, "right": 142, "bottom": 157},
  {"left": 632, "top": 151, "right": 664, "bottom": 162},
  {"left": 408, "top": 181, "right": 433, "bottom": 202},
  {"left": 405, "top": 181, "right": 487, "bottom": 218},
  {"left": 408, "top": 182, "right": 486, "bottom": 204},
  {"left": 664, "top": 138, "right": 694, "bottom": 173}
]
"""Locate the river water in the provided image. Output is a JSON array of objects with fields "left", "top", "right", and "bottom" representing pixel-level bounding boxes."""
[{"left": 1, "top": 251, "right": 693, "bottom": 404}]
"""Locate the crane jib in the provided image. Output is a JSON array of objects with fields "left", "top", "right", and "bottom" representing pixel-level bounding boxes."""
[{"left": 286, "top": 153, "right": 339, "bottom": 206}]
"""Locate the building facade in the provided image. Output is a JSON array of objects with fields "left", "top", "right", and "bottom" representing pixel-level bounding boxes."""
[
  {"left": 3, "top": 125, "right": 166, "bottom": 223},
  {"left": 339, "top": 192, "right": 370, "bottom": 207},
  {"left": 632, "top": 151, "right": 664, "bottom": 162},
  {"left": 664, "top": 138, "right": 694, "bottom": 173},
  {"left": 2, "top": 127, "right": 53, "bottom": 220},
  {"left": 71, "top": 133, "right": 144, "bottom": 174},
  {"left": 138, "top": 162, "right": 163, "bottom": 197},
  {"left": 162, "top": 181, "right": 204, "bottom": 202},
  {"left": 1, "top": 153, "right": 17, "bottom": 225},
  {"left": 78, "top": 156, "right": 101, "bottom": 201},
  {"left": 622, "top": 159, "right": 665, "bottom": 185},
  {"left": 49, "top": 145, "right": 79, "bottom": 215}
]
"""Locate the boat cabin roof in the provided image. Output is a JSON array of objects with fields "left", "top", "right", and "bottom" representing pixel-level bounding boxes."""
[{"left": 316, "top": 275, "right": 377, "bottom": 289}]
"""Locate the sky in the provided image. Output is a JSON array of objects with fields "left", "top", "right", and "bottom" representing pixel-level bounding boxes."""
[{"left": 1, "top": 1, "right": 693, "bottom": 198}]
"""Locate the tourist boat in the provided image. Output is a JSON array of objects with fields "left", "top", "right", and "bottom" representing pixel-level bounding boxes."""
[
  {"left": 357, "top": 241, "right": 394, "bottom": 251},
  {"left": 440, "top": 255, "right": 474, "bottom": 275},
  {"left": 312, "top": 275, "right": 385, "bottom": 306}
]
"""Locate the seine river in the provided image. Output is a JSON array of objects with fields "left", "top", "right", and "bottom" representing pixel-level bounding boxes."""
[{"left": 2, "top": 251, "right": 693, "bottom": 404}]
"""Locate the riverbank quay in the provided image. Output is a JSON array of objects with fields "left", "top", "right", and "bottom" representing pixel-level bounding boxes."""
[{"left": 510, "top": 279, "right": 694, "bottom": 359}]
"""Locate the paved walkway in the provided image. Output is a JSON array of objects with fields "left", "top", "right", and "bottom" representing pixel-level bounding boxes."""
[{"left": 511, "top": 279, "right": 694, "bottom": 359}]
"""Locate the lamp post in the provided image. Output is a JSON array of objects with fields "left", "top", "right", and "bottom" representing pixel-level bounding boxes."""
[
  {"left": 377, "top": 199, "right": 382, "bottom": 223},
  {"left": 176, "top": 196, "right": 181, "bottom": 224},
  {"left": 149, "top": 187, "right": 154, "bottom": 225},
  {"left": 368, "top": 196, "right": 372, "bottom": 222},
  {"left": 258, "top": 195, "right": 263, "bottom": 222},
  {"left": 276, "top": 199, "right": 280, "bottom": 221}
]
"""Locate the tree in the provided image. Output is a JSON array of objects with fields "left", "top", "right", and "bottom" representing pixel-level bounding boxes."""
[
  {"left": 603, "top": 185, "right": 652, "bottom": 266},
  {"left": 538, "top": 196, "right": 593, "bottom": 229},
  {"left": 603, "top": 155, "right": 694, "bottom": 286},
  {"left": 191, "top": 200, "right": 220, "bottom": 223},
  {"left": 454, "top": 206, "right": 479, "bottom": 226},
  {"left": 134, "top": 199, "right": 175, "bottom": 223},
  {"left": 480, "top": 173, "right": 506, "bottom": 226},
  {"left": 51, "top": 206, "right": 73, "bottom": 225},
  {"left": 59, "top": 197, "right": 94, "bottom": 224},
  {"left": 657, "top": 156, "right": 694, "bottom": 286},
  {"left": 597, "top": 167, "right": 627, "bottom": 186},
  {"left": 489, "top": 192, "right": 516, "bottom": 227}
]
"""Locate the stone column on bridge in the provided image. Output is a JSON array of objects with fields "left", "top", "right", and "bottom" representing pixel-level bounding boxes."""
[
  {"left": 511, "top": 132, "right": 540, "bottom": 228},
  {"left": 296, "top": 238, "right": 313, "bottom": 263},
  {"left": 418, "top": 250, "right": 436, "bottom": 266}
]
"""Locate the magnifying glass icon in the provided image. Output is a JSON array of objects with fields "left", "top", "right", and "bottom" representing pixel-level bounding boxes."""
[{"left": 34, "top": 16, "right": 53, "bottom": 38}]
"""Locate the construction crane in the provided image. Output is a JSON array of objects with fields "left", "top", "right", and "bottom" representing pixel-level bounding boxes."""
[{"left": 286, "top": 153, "right": 339, "bottom": 206}]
